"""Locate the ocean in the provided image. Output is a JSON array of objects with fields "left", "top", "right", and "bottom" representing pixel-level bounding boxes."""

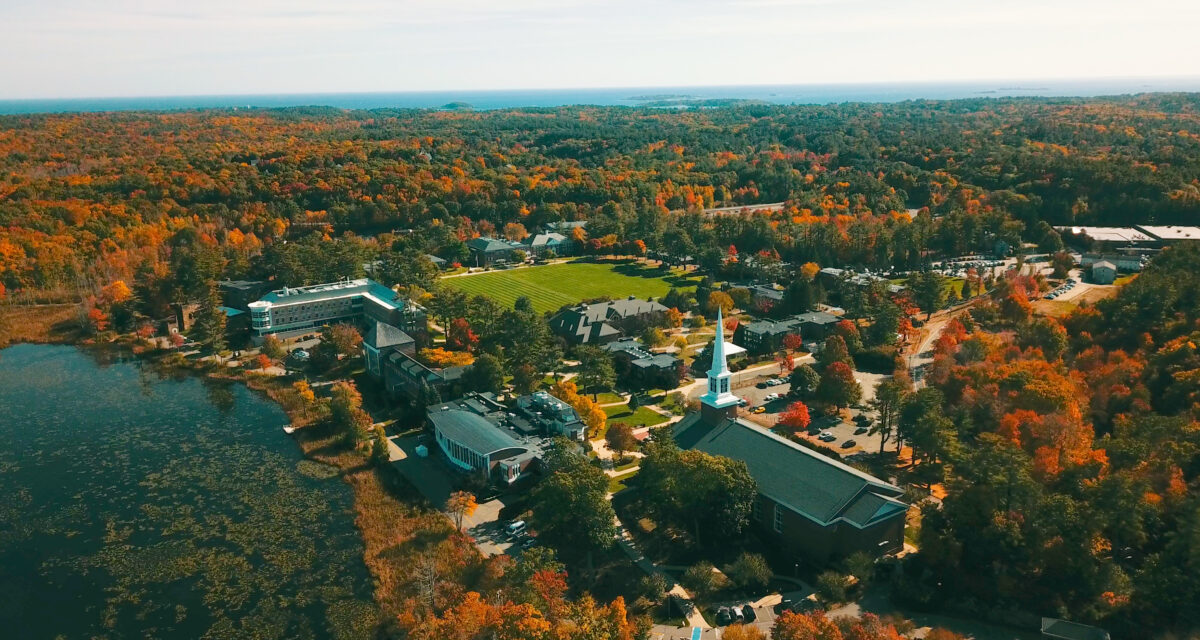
[{"left": 2, "top": 78, "right": 1199, "bottom": 115}]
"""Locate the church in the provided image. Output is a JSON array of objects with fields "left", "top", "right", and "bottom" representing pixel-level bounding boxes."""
[{"left": 673, "top": 310, "right": 908, "bottom": 565}]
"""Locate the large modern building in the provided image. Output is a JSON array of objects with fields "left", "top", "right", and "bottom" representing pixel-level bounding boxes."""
[
  {"left": 549, "top": 296, "right": 668, "bottom": 345},
  {"left": 674, "top": 311, "right": 908, "bottom": 565},
  {"left": 429, "top": 395, "right": 541, "bottom": 485},
  {"left": 248, "top": 278, "right": 425, "bottom": 341},
  {"left": 426, "top": 391, "right": 586, "bottom": 484}
]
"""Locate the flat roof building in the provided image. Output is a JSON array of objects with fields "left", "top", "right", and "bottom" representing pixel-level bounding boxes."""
[
  {"left": 1057, "top": 226, "right": 1155, "bottom": 245},
  {"left": 1135, "top": 225, "right": 1200, "bottom": 243},
  {"left": 248, "top": 278, "right": 425, "bottom": 340}
]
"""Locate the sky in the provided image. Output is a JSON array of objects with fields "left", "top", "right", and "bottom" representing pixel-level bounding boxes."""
[{"left": 2, "top": 0, "right": 1199, "bottom": 99}]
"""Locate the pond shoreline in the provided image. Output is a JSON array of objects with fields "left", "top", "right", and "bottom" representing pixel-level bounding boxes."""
[{"left": 8, "top": 331, "right": 479, "bottom": 636}]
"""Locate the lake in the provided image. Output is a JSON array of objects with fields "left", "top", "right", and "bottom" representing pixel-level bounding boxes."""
[
  {"left": 0, "top": 344, "right": 376, "bottom": 639},
  {"left": 3, "top": 77, "right": 1199, "bottom": 115}
]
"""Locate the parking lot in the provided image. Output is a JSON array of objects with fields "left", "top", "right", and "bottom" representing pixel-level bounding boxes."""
[{"left": 733, "top": 372, "right": 897, "bottom": 456}]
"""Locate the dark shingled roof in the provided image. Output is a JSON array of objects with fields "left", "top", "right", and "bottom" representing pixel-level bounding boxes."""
[
  {"left": 428, "top": 407, "right": 523, "bottom": 455},
  {"left": 1041, "top": 618, "right": 1110, "bottom": 640},
  {"left": 673, "top": 413, "right": 905, "bottom": 527},
  {"left": 364, "top": 321, "right": 414, "bottom": 350}
]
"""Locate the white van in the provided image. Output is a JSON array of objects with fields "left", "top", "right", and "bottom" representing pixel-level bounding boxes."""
[{"left": 504, "top": 520, "right": 527, "bottom": 538}]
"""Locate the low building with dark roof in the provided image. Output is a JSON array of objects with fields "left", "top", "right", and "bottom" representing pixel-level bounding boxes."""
[
  {"left": 1091, "top": 260, "right": 1117, "bottom": 285},
  {"left": 218, "top": 279, "right": 271, "bottom": 311},
  {"left": 1041, "top": 618, "right": 1110, "bottom": 640},
  {"left": 734, "top": 311, "right": 839, "bottom": 354},
  {"left": 549, "top": 296, "right": 668, "bottom": 345},
  {"left": 523, "top": 232, "right": 573, "bottom": 257},
  {"left": 363, "top": 320, "right": 416, "bottom": 378},
  {"left": 676, "top": 312, "right": 907, "bottom": 565},
  {"left": 467, "top": 236, "right": 525, "bottom": 266},
  {"left": 541, "top": 220, "right": 588, "bottom": 234},
  {"left": 380, "top": 349, "right": 470, "bottom": 401},
  {"left": 603, "top": 338, "right": 684, "bottom": 390},
  {"left": 512, "top": 390, "right": 586, "bottom": 441}
]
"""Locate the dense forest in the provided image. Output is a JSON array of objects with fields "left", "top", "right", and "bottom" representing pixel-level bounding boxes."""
[
  {"left": 896, "top": 245, "right": 1200, "bottom": 634},
  {"left": 4, "top": 96, "right": 1200, "bottom": 637},
  {"left": 2, "top": 94, "right": 1200, "bottom": 301}
]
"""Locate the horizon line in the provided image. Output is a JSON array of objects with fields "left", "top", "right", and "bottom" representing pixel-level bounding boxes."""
[{"left": 4, "top": 73, "right": 1200, "bottom": 104}]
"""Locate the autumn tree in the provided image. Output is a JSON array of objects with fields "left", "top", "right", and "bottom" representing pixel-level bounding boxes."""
[
  {"left": 816, "top": 361, "right": 862, "bottom": 410},
  {"left": 254, "top": 353, "right": 273, "bottom": 371},
  {"left": 446, "top": 317, "right": 479, "bottom": 352},
  {"left": 706, "top": 290, "right": 735, "bottom": 317},
  {"left": 605, "top": 422, "right": 638, "bottom": 459},
  {"left": 445, "top": 490, "right": 479, "bottom": 531},
  {"left": 329, "top": 380, "right": 372, "bottom": 446},
  {"left": 261, "top": 334, "right": 287, "bottom": 360},
  {"left": 779, "top": 401, "right": 812, "bottom": 432},
  {"left": 817, "top": 334, "right": 853, "bottom": 370}
]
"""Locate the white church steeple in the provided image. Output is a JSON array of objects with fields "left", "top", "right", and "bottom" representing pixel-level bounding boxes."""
[{"left": 700, "top": 308, "right": 740, "bottom": 412}]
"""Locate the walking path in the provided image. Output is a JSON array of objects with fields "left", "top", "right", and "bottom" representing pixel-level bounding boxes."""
[{"left": 612, "top": 514, "right": 709, "bottom": 629}]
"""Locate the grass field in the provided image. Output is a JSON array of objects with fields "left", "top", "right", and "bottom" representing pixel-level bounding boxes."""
[
  {"left": 603, "top": 405, "right": 669, "bottom": 428},
  {"left": 442, "top": 261, "right": 698, "bottom": 314}
]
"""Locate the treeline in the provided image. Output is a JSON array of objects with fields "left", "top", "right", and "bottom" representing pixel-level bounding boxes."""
[
  {"left": 3, "top": 95, "right": 1200, "bottom": 296},
  {"left": 892, "top": 245, "right": 1200, "bottom": 635}
]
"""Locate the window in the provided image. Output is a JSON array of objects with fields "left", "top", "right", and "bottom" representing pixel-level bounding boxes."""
[
  {"left": 773, "top": 504, "right": 783, "bottom": 533},
  {"left": 720, "top": 378, "right": 729, "bottom": 393},
  {"left": 751, "top": 499, "right": 761, "bottom": 522}
]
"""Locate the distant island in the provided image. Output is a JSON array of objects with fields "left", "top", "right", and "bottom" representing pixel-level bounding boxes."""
[
  {"left": 440, "top": 101, "right": 474, "bottom": 110},
  {"left": 639, "top": 97, "right": 769, "bottom": 109},
  {"left": 627, "top": 93, "right": 696, "bottom": 101}
]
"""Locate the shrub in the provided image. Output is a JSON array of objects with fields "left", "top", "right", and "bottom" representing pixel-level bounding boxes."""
[{"left": 815, "top": 570, "right": 848, "bottom": 603}]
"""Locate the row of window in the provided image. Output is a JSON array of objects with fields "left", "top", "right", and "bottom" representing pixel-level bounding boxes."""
[
  {"left": 437, "top": 431, "right": 487, "bottom": 471},
  {"left": 751, "top": 499, "right": 784, "bottom": 533}
]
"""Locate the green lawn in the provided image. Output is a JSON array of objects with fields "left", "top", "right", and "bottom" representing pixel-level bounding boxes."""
[
  {"left": 603, "top": 405, "right": 669, "bottom": 428},
  {"left": 442, "top": 260, "right": 698, "bottom": 314},
  {"left": 608, "top": 469, "right": 639, "bottom": 494}
]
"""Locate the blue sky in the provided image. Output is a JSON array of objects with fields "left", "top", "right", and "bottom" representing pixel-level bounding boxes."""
[{"left": 2, "top": 0, "right": 1198, "bottom": 99}]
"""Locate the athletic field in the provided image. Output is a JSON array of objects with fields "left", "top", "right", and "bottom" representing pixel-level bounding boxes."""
[{"left": 442, "top": 261, "right": 696, "bottom": 314}]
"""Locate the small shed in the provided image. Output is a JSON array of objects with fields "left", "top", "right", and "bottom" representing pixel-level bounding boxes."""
[{"left": 1092, "top": 260, "right": 1117, "bottom": 285}]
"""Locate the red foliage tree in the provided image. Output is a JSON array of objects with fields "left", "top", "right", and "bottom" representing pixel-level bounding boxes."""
[{"left": 779, "top": 401, "right": 812, "bottom": 432}]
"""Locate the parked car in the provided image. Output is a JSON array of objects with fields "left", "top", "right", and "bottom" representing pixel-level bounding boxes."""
[
  {"left": 756, "top": 381, "right": 770, "bottom": 389},
  {"left": 842, "top": 439, "right": 857, "bottom": 448},
  {"left": 716, "top": 606, "right": 734, "bottom": 626},
  {"left": 730, "top": 605, "right": 745, "bottom": 623},
  {"left": 741, "top": 604, "right": 757, "bottom": 622},
  {"left": 736, "top": 397, "right": 748, "bottom": 407},
  {"left": 854, "top": 426, "right": 868, "bottom": 435},
  {"left": 819, "top": 432, "right": 836, "bottom": 442},
  {"left": 752, "top": 406, "right": 766, "bottom": 414},
  {"left": 504, "top": 520, "right": 527, "bottom": 538}
]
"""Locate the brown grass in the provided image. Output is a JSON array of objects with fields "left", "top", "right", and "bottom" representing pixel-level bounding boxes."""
[
  {"left": 1033, "top": 285, "right": 1120, "bottom": 318},
  {"left": 0, "top": 303, "right": 83, "bottom": 348}
]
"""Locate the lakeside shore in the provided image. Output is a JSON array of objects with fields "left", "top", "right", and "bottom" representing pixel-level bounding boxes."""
[{"left": 0, "top": 305, "right": 479, "bottom": 635}]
